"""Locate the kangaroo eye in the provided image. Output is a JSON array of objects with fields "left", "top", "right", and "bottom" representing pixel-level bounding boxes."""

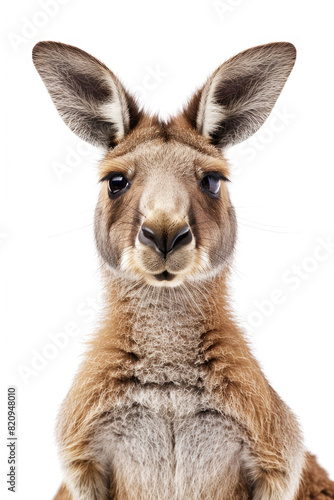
[
  {"left": 108, "top": 174, "right": 130, "bottom": 198},
  {"left": 200, "top": 174, "right": 221, "bottom": 197}
]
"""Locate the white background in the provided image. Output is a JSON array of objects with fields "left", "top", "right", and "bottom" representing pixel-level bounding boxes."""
[{"left": 1, "top": 0, "right": 334, "bottom": 498}]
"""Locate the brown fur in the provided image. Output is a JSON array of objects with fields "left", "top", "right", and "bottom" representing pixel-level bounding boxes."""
[
  {"left": 298, "top": 454, "right": 334, "bottom": 499},
  {"left": 32, "top": 41, "right": 333, "bottom": 499}
]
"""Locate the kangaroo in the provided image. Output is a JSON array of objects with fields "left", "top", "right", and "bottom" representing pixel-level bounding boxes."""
[{"left": 32, "top": 41, "right": 334, "bottom": 500}]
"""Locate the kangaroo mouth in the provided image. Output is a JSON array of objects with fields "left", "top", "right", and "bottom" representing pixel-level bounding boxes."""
[{"left": 154, "top": 271, "right": 176, "bottom": 281}]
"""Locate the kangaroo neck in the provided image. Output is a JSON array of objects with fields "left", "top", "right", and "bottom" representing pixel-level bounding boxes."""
[{"left": 100, "top": 269, "right": 233, "bottom": 386}]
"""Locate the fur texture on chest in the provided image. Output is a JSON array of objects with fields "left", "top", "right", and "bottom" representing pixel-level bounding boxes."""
[
  {"left": 86, "top": 285, "right": 251, "bottom": 500},
  {"left": 92, "top": 394, "right": 250, "bottom": 500}
]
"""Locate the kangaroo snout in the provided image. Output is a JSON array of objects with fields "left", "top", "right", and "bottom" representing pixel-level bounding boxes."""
[
  {"left": 135, "top": 210, "right": 196, "bottom": 285},
  {"left": 139, "top": 220, "right": 192, "bottom": 257}
]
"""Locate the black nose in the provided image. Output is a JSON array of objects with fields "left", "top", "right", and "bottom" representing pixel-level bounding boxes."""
[{"left": 139, "top": 223, "right": 192, "bottom": 257}]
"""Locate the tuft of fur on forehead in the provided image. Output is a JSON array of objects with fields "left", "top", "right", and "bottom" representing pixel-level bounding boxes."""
[{"left": 103, "top": 115, "right": 224, "bottom": 157}]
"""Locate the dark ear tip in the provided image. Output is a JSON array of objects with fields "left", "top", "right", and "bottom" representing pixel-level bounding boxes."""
[
  {"left": 254, "top": 42, "right": 297, "bottom": 61},
  {"left": 272, "top": 42, "right": 297, "bottom": 62},
  {"left": 32, "top": 41, "right": 43, "bottom": 62},
  {"left": 32, "top": 41, "right": 58, "bottom": 64},
  {"left": 280, "top": 41, "right": 297, "bottom": 58},
  {"left": 257, "top": 42, "right": 297, "bottom": 70}
]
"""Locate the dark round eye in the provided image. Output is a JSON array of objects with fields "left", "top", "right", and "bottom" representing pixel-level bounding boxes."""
[
  {"left": 108, "top": 174, "right": 129, "bottom": 198},
  {"left": 200, "top": 174, "right": 221, "bottom": 197}
]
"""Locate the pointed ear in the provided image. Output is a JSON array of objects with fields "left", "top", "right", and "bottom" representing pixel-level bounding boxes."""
[
  {"left": 182, "top": 42, "right": 296, "bottom": 149},
  {"left": 32, "top": 41, "right": 142, "bottom": 149}
]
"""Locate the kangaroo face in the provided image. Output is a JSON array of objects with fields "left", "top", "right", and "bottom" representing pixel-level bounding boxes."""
[
  {"left": 33, "top": 41, "right": 296, "bottom": 286},
  {"left": 94, "top": 136, "right": 236, "bottom": 286}
]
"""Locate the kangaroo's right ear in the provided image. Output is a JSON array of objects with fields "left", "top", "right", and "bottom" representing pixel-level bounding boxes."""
[{"left": 32, "top": 41, "right": 142, "bottom": 149}]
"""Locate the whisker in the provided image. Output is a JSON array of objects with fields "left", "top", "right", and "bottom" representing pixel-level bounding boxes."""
[
  {"left": 238, "top": 221, "right": 300, "bottom": 234},
  {"left": 48, "top": 223, "right": 95, "bottom": 238}
]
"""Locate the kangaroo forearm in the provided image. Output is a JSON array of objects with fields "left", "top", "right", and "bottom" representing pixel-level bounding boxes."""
[
  {"left": 222, "top": 381, "right": 305, "bottom": 499},
  {"left": 202, "top": 332, "right": 305, "bottom": 498},
  {"left": 57, "top": 403, "right": 111, "bottom": 500},
  {"left": 61, "top": 460, "right": 109, "bottom": 500},
  {"left": 55, "top": 372, "right": 114, "bottom": 499}
]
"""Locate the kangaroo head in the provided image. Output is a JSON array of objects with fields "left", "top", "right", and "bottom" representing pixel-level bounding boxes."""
[{"left": 33, "top": 41, "right": 296, "bottom": 287}]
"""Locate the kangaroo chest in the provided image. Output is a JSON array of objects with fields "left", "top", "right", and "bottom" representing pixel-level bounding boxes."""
[{"left": 92, "top": 315, "right": 250, "bottom": 499}]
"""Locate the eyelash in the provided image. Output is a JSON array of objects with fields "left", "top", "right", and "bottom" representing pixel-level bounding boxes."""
[
  {"left": 100, "top": 171, "right": 126, "bottom": 183},
  {"left": 100, "top": 172, "right": 229, "bottom": 183},
  {"left": 203, "top": 172, "right": 230, "bottom": 182}
]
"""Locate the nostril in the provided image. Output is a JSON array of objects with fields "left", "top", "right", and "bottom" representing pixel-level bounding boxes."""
[
  {"left": 168, "top": 226, "right": 192, "bottom": 253},
  {"left": 142, "top": 227, "right": 155, "bottom": 242},
  {"left": 139, "top": 225, "right": 165, "bottom": 255}
]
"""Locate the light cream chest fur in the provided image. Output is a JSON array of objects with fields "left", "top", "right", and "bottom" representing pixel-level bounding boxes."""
[{"left": 90, "top": 309, "right": 251, "bottom": 499}]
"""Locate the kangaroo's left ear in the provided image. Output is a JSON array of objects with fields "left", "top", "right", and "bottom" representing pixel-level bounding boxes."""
[
  {"left": 32, "top": 41, "right": 142, "bottom": 149},
  {"left": 182, "top": 42, "right": 296, "bottom": 149}
]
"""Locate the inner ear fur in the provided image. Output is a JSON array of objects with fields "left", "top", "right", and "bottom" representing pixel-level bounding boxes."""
[
  {"left": 32, "top": 41, "right": 142, "bottom": 149},
  {"left": 182, "top": 42, "right": 296, "bottom": 149}
]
